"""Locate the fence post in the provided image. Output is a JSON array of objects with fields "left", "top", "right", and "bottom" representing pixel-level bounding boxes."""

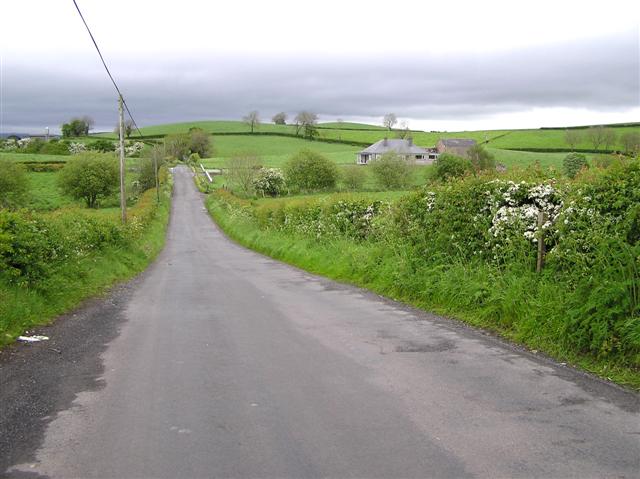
[{"left": 536, "top": 211, "right": 546, "bottom": 273}]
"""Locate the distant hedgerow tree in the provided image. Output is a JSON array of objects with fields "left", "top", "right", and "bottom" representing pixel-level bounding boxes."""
[
  {"left": 243, "top": 111, "right": 260, "bottom": 133},
  {"left": 164, "top": 133, "right": 190, "bottom": 161},
  {"left": 294, "top": 111, "right": 318, "bottom": 138},
  {"left": 564, "top": 129, "right": 582, "bottom": 151},
  {"left": 621, "top": 132, "right": 640, "bottom": 156},
  {"left": 58, "top": 153, "right": 119, "bottom": 208},
  {"left": 602, "top": 128, "right": 617, "bottom": 151},
  {"left": 383, "top": 113, "right": 397, "bottom": 130},
  {"left": 563, "top": 152, "right": 589, "bottom": 178},
  {"left": 587, "top": 126, "right": 606, "bottom": 151},
  {"left": 272, "top": 112, "right": 287, "bottom": 125},
  {"left": 284, "top": 149, "right": 337, "bottom": 191}
]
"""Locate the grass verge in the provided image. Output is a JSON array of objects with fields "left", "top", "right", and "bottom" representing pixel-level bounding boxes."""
[
  {"left": 205, "top": 194, "right": 640, "bottom": 390},
  {"left": 0, "top": 181, "right": 172, "bottom": 347}
]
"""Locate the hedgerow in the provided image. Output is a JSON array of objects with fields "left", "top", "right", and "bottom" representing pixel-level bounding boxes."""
[{"left": 211, "top": 160, "right": 640, "bottom": 372}]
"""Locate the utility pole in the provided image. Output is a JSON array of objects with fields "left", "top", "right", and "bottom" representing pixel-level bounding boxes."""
[
  {"left": 118, "top": 95, "right": 127, "bottom": 224},
  {"left": 154, "top": 150, "right": 160, "bottom": 204}
]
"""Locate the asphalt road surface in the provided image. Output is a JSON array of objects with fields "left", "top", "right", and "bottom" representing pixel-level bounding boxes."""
[{"left": 1, "top": 166, "right": 639, "bottom": 478}]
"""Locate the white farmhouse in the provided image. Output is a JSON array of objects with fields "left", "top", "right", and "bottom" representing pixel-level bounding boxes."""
[{"left": 356, "top": 138, "right": 435, "bottom": 165}]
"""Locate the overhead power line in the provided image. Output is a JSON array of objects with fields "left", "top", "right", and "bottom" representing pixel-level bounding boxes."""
[{"left": 71, "top": 0, "right": 144, "bottom": 138}]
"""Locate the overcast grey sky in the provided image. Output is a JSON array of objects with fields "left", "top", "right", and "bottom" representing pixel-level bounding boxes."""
[{"left": 1, "top": 0, "right": 639, "bottom": 133}]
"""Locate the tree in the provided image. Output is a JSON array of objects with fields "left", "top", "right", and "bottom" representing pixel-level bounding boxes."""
[
  {"left": 61, "top": 117, "right": 93, "bottom": 137},
  {"left": 226, "top": 153, "right": 262, "bottom": 195},
  {"left": 113, "top": 119, "right": 134, "bottom": 138},
  {"left": 621, "top": 131, "right": 640, "bottom": 156},
  {"left": 81, "top": 116, "right": 95, "bottom": 135},
  {"left": 272, "top": 112, "right": 287, "bottom": 125},
  {"left": 395, "top": 120, "right": 410, "bottom": 139},
  {"left": 138, "top": 144, "right": 167, "bottom": 191},
  {"left": 58, "top": 153, "right": 119, "bottom": 208},
  {"left": 383, "top": 113, "right": 397, "bottom": 130},
  {"left": 466, "top": 144, "right": 495, "bottom": 172},
  {"left": 164, "top": 134, "right": 190, "bottom": 161},
  {"left": 0, "top": 161, "right": 29, "bottom": 208},
  {"left": 188, "top": 128, "right": 212, "bottom": 158},
  {"left": 563, "top": 152, "right": 588, "bottom": 179},
  {"left": 369, "top": 152, "right": 413, "bottom": 190},
  {"left": 294, "top": 111, "right": 318, "bottom": 138},
  {"left": 284, "top": 149, "right": 337, "bottom": 191},
  {"left": 433, "top": 154, "right": 473, "bottom": 181},
  {"left": 586, "top": 126, "right": 606, "bottom": 151},
  {"left": 88, "top": 139, "right": 116, "bottom": 153},
  {"left": 243, "top": 111, "right": 260, "bottom": 133},
  {"left": 252, "top": 168, "right": 285, "bottom": 197},
  {"left": 564, "top": 129, "right": 582, "bottom": 151},
  {"left": 602, "top": 128, "right": 617, "bottom": 151}
]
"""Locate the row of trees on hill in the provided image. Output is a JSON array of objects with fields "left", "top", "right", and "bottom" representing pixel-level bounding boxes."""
[
  {"left": 243, "top": 111, "right": 320, "bottom": 139},
  {"left": 564, "top": 126, "right": 640, "bottom": 154}
]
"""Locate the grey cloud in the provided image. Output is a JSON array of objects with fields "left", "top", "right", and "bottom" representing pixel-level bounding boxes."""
[{"left": 2, "top": 31, "right": 638, "bottom": 132}]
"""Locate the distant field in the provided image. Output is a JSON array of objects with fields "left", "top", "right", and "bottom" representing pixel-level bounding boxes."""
[
  {"left": 0, "top": 152, "right": 68, "bottom": 162},
  {"left": 487, "top": 148, "right": 567, "bottom": 169},
  {"left": 201, "top": 135, "right": 361, "bottom": 168},
  {"left": 488, "top": 127, "right": 640, "bottom": 150}
]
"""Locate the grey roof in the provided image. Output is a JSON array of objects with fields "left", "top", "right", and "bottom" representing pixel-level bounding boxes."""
[
  {"left": 439, "top": 138, "right": 477, "bottom": 147},
  {"left": 359, "top": 139, "right": 428, "bottom": 155}
]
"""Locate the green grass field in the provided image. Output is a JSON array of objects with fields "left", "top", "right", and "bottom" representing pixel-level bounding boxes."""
[
  {"left": 0, "top": 152, "right": 69, "bottom": 162},
  {"left": 120, "top": 120, "right": 639, "bottom": 152}
]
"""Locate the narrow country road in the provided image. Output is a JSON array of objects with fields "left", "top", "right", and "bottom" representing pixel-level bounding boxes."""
[{"left": 1, "top": 166, "right": 638, "bottom": 478}]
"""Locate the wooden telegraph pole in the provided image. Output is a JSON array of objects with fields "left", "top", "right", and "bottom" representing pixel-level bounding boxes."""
[{"left": 118, "top": 95, "right": 127, "bottom": 224}]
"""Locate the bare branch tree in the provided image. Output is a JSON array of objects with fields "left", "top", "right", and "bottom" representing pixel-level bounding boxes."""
[
  {"left": 564, "top": 129, "right": 582, "bottom": 151},
  {"left": 383, "top": 113, "right": 397, "bottom": 130},
  {"left": 586, "top": 126, "right": 606, "bottom": 150},
  {"left": 243, "top": 111, "right": 260, "bottom": 133},
  {"left": 294, "top": 111, "right": 318, "bottom": 138},
  {"left": 602, "top": 128, "right": 617, "bottom": 151},
  {"left": 226, "top": 153, "right": 262, "bottom": 195}
]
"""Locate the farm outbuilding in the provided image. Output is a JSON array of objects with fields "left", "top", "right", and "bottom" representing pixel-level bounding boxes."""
[
  {"left": 357, "top": 138, "right": 433, "bottom": 165},
  {"left": 436, "top": 138, "right": 477, "bottom": 158}
]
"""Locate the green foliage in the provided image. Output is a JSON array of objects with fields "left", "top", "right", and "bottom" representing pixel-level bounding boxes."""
[
  {"left": 89, "top": 139, "right": 116, "bottom": 153},
  {"left": 0, "top": 161, "right": 29, "bottom": 208},
  {"left": 188, "top": 128, "right": 212, "bottom": 157},
  {"left": 369, "top": 152, "right": 414, "bottom": 190},
  {"left": 563, "top": 152, "right": 588, "bottom": 178},
  {"left": 22, "top": 138, "right": 46, "bottom": 154},
  {"left": 340, "top": 165, "right": 368, "bottom": 191},
  {"left": 40, "top": 140, "right": 71, "bottom": 155},
  {"left": 58, "top": 153, "right": 119, "bottom": 208},
  {"left": 433, "top": 153, "right": 473, "bottom": 181},
  {"left": 284, "top": 149, "right": 338, "bottom": 192},
  {"left": 226, "top": 153, "right": 262, "bottom": 195},
  {"left": 164, "top": 133, "right": 190, "bottom": 161},
  {"left": 61, "top": 117, "right": 92, "bottom": 137},
  {"left": 0, "top": 185, "right": 171, "bottom": 345},
  {"left": 466, "top": 144, "right": 496, "bottom": 171}
]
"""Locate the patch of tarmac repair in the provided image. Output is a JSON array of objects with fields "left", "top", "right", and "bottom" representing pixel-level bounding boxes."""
[{"left": 395, "top": 339, "right": 456, "bottom": 353}]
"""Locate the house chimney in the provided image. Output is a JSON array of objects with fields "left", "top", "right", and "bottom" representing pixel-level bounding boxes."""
[
  {"left": 407, "top": 137, "right": 413, "bottom": 146},
  {"left": 383, "top": 137, "right": 388, "bottom": 146}
]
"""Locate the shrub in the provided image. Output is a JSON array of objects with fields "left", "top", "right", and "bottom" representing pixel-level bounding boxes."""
[
  {"left": 340, "top": 165, "right": 368, "bottom": 191},
  {"left": 466, "top": 144, "right": 496, "bottom": 172},
  {"left": 0, "top": 161, "right": 29, "bottom": 208},
  {"left": 22, "top": 138, "right": 45, "bottom": 154},
  {"left": 58, "top": 153, "right": 119, "bottom": 208},
  {"left": 369, "top": 152, "right": 413, "bottom": 190},
  {"left": 433, "top": 153, "right": 473, "bottom": 181},
  {"left": 563, "top": 152, "right": 588, "bottom": 178},
  {"left": 284, "top": 150, "right": 338, "bottom": 192},
  {"left": 89, "top": 139, "right": 116, "bottom": 153},
  {"left": 253, "top": 168, "right": 285, "bottom": 197},
  {"left": 40, "top": 140, "right": 71, "bottom": 155}
]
